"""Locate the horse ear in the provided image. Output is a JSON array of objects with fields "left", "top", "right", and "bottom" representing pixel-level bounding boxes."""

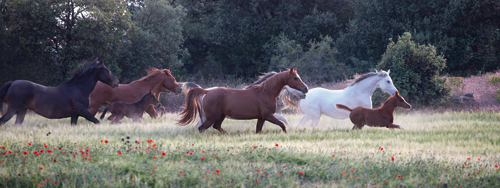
[
  {"left": 395, "top": 91, "right": 400, "bottom": 96},
  {"left": 94, "top": 57, "right": 104, "bottom": 67},
  {"left": 387, "top": 70, "right": 390, "bottom": 74}
]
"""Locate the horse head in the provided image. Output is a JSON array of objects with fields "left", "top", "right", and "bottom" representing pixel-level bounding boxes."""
[
  {"left": 146, "top": 90, "right": 162, "bottom": 108},
  {"left": 159, "top": 69, "right": 182, "bottom": 95},
  {"left": 394, "top": 91, "right": 411, "bottom": 109},
  {"left": 375, "top": 70, "right": 397, "bottom": 95},
  {"left": 94, "top": 58, "right": 119, "bottom": 88},
  {"left": 286, "top": 67, "right": 308, "bottom": 95}
]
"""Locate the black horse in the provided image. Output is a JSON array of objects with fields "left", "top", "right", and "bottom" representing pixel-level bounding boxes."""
[{"left": 0, "top": 58, "right": 119, "bottom": 125}]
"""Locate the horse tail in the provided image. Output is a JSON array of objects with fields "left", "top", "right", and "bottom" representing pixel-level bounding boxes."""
[
  {"left": 178, "top": 87, "right": 207, "bottom": 126},
  {"left": 100, "top": 106, "right": 111, "bottom": 120},
  {"left": 335, "top": 104, "right": 352, "bottom": 112},
  {"left": 0, "top": 81, "right": 13, "bottom": 115},
  {"left": 280, "top": 85, "right": 303, "bottom": 111}
]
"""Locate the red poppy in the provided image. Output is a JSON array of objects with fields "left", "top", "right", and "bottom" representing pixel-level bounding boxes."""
[
  {"left": 332, "top": 154, "right": 335, "bottom": 157},
  {"left": 54, "top": 159, "right": 57, "bottom": 163},
  {"left": 190, "top": 152, "right": 193, "bottom": 155},
  {"left": 202, "top": 157, "right": 205, "bottom": 160},
  {"left": 88, "top": 158, "right": 92, "bottom": 161},
  {"left": 179, "top": 170, "right": 183, "bottom": 174},
  {"left": 118, "top": 151, "right": 122, "bottom": 155},
  {"left": 46, "top": 178, "right": 50, "bottom": 182},
  {"left": 28, "top": 143, "right": 31, "bottom": 146},
  {"left": 391, "top": 156, "right": 394, "bottom": 161},
  {"left": 216, "top": 169, "right": 220, "bottom": 173},
  {"left": 186, "top": 151, "right": 189, "bottom": 154},
  {"left": 154, "top": 167, "right": 157, "bottom": 170},
  {"left": 275, "top": 144, "right": 279, "bottom": 147},
  {"left": 380, "top": 147, "right": 383, "bottom": 151},
  {"left": 147, "top": 146, "right": 151, "bottom": 149},
  {"left": 253, "top": 146, "right": 257, "bottom": 149},
  {"left": 153, "top": 156, "right": 157, "bottom": 159},
  {"left": 54, "top": 181, "right": 58, "bottom": 184},
  {"left": 495, "top": 165, "right": 498, "bottom": 168},
  {"left": 162, "top": 152, "right": 166, "bottom": 156},
  {"left": 299, "top": 171, "right": 304, "bottom": 175},
  {"left": 100, "top": 140, "right": 103, "bottom": 143},
  {"left": 24, "top": 151, "right": 28, "bottom": 155},
  {"left": 467, "top": 157, "right": 470, "bottom": 160},
  {"left": 257, "top": 169, "right": 260, "bottom": 172},
  {"left": 202, "top": 150, "right": 205, "bottom": 153},
  {"left": 398, "top": 175, "right": 401, "bottom": 178},
  {"left": 350, "top": 169, "right": 354, "bottom": 172},
  {"left": 40, "top": 167, "right": 43, "bottom": 170},
  {"left": 255, "top": 180, "right": 258, "bottom": 183},
  {"left": 8, "top": 150, "right": 11, "bottom": 153},
  {"left": 374, "top": 174, "right": 377, "bottom": 177},
  {"left": 478, "top": 158, "right": 480, "bottom": 160},
  {"left": 152, "top": 144, "right": 156, "bottom": 148},
  {"left": 105, "top": 140, "right": 109, "bottom": 143}
]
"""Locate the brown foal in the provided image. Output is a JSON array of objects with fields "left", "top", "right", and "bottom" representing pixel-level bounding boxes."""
[{"left": 100, "top": 91, "right": 161, "bottom": 124}]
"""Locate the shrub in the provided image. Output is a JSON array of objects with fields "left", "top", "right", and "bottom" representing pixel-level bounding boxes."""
[
  {"left": 377, "top": 32, "right": 451, "bottom": 106},
  {"left": 496, "top": 89, "right": 500, "bottom": 104},
  {"left": 490, "top": 76, "right": 500, "bottom": 85}
]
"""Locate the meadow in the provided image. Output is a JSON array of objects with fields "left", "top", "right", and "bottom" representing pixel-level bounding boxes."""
[{"left": 1, "top": 111, "right": 499, "bottom": 187}]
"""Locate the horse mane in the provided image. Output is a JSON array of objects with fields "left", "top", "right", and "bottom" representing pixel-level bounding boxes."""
[
  {"left": 254, "top": 70, "right": 289, "bottom": 93},
  {"left": 244, "top": 72, "right": 278, "bottom": 89},
  {"left": 66, "top": 60, "right": 101, "bottom": 84},
  {"left": 349, "top": 71, "right": 388, "bottom": 86},
  {"left": 138, "top": 67, "right": 172, "bottom": 82},
  {"left": 379, "top": 94, "right": 396, "bottom": 108}
]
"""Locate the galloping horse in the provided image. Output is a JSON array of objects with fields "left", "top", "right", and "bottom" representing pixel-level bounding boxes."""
[
  {"left": 0, "top": 58, "right": 119, "bottom": 125},
  {"left": 286, "top": 70, "right": 398, "bottom": 127},
  {"left": 178, "top": 68, "right": 308, "bottom": 134},
  {"left": 336, "top": 91, "right": 411, "bottom": 130},
  {"left": 89, "top": 68, "right": 181, "bottom": 118},
  {"left": 180, "top": 72, "right": 305, "bottom": 128},
  {"left": 100, "top": 90, "right": 161, "bottom": 124}
]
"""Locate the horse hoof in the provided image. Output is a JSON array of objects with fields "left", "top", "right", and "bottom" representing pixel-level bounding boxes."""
[{"left": 399, "top": 125, "right": 405, "bottom": 130}]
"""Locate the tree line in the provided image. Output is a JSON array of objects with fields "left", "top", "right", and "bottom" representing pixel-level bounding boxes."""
[{"left": 1, "top": 0, "right": 499, "bottom": 104}]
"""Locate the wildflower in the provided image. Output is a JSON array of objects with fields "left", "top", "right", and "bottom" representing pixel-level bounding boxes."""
[
  {"left": 54, "top": 181, "right": 58, "bottom": 184},
  {"left": 276, "top": 144, "right": 279, "bottom": 147},
  {"left": 24, "top": 151, "right": 28, "bottom": 155},
  {"left": 202, "top": 150, "right": 205, "bottom": 153},
  {"left": 88, "top": 158, "right": 92, "bottom": 161},
  {"left": 179, "top": 170, "right": 183, "bottom": 174},
  {"left": 391, "top": 156, "right": 394, "bottom": 161},
  {"left": 118, "top": 151, "right": 122, "bottom": 155},
  {"left": 152, "top": 144, "right": 156, "bottom": 148},
  {"left": 495, "top": 165, "right": 498, "bottom": 168},
  {"left": 100, "top": 140, "right": 103, "bottom": 143},
  {"left": 216, "top": 169, "right": 220, "bottom": 173},
  {"left": 28, "top": 143, "right": 31, "bottom": 145},
  {"left": 253, "top": 146, "right": 257, "bottom": 149},
  {"left": 186, "top": 151, "right": 189, "bottom": 154},
  {"left": 257, "top": 169, "right": 260, "bottom": 172},
  {"left": 299, "top": 171, "right": 304, "bottom": 175},
  {"left": 467, "top": 157, "right": 470, "bottom": 160},
  {"left": 332, "top": 154, "right": 335, "bottom": 157},
  {"left": 190, "top": 152, "right": 193, "bottom": 155},
  {"left": 355, "top": 175, "right": 358, "bottom": 178},
  {"left": 255, "top": 180, "right": 258, "bottom": 183},
  {"left": 154, "top": 167, "right": 157, "bottom": 170},
  {"left": 105, "top": 140, "right": 108, "bottom": 143},
  {"left": 162, "top": 152, "right": 166, "bottom": 156},
  {"left": 54, "top": 159, "right": 57, "bottom": 163},
  {"left": 40, "top": 167, "right": 43, "bottom": 170},
  {"left": 131, "top": 178, "right": 134, "bottom": 181},
  {"left": 374, "top": 174, "right": 377, "bottom": 177},
  {"left": 398, "top": 175, "right": 401, "bottom": 178},
  {"left": 153, "top": 156, "right": 157, "bottom": 159},
  {"left": 8, "top": 150, "right": 11, "bottom": 153},
  {"left": 46, "top": 178, "right": 50, "bottom": 182},
  {"left": 380, "top": 147, "right": 383, "bottom": 151},
  {"left": 202, "top": 157, "right": 205, "bottom": 160},
  {"left": 147, "top": 146, "right": 151, "bottom": 149},
  {"left": 478, "top": 158, "right": 480, "bottom": 160},
  {"left": 350, "top": 169, "right": 354, "bottom": 172}
]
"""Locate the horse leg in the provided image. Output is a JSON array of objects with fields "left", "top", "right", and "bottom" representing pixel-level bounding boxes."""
[
  {"left": 273, "top": 113, "right": 290, "bottom": 128},
  {"left": 14, "top": 109, "right": 28, "bottom": 125},
  {"left": 297, "top": 115, "right": 311, "bottom": 127},
  {"left": 212, "top": 114, "right": 227, "bottom": 133},
  {"left": 71, "top": 115, "right": 79, "bottom": 125},
  {"left": 264, "top": 115, "right": 287, "bottom": 133},
  {"left": 387, "top": 123, "right": 404, "bottom": 129},
  {"left": 0, "top": 109, "right": 16, "bottom": 126},
  {"left": 112, "top": 114, "right": 124, "bottom": 124},
  {"left": 145, "top": 105, "right": 158, "bottom": 119},
  {"left": 74, "top": 105, "right": 100, "bottom": 124},
  {"left": 107, "top": 114, "right": 116, "bottom": 121},
  {"left": 198, "top": 119, "right": 217, "bottom": 133},
  {"left": 256, "top": 118, "right": 265, "bottom": 134}
]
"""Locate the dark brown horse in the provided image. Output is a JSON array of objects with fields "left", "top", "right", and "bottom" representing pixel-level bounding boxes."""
[
  {"left": 178, "top": 68, "right": 308, "bottom": 134},
  {"left": 335, "top": 91, "right": 411, "bottom": 130},
  {"left": 100, "top": 90, "right": 161, "bottom": 123},
  {"left": 0, "top": 58, "right": 119, "bottom": 125},
  {"left": 89, "top": 68, "right": 181, "bottom": 118}
]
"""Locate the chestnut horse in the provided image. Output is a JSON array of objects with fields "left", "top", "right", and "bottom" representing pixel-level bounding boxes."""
[
  {"left": 0, "top": 58, "right": 119, "bottom": 125},
  {"left": 89, "top": 68, "right": 181, "bottom": 118},
  {"left": 335, "top": 91, "right": 411, "bottom": 130},
  {"left": 178, "top": 68, "right": 308, "bottom": 134},
  {"left": 100, "top": 90, "right": 161, "bottom": 123}
]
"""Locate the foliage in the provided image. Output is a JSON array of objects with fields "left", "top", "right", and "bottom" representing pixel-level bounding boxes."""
[
  {"left": 490, "top": 76, "right": 500, "bottom": 85},
  {"left": 448, "top": 77, "right": 465, "bottom": 90},
  {"left": 496, "top": 89, "right": 500, "bottom": 104},
  {"left": 377, "top": 32, "right": 451, "bottom": 106},
  {"left": 119, "top": 0, "right": 187, "bottom": 82},
  {"left": 265, "top": 34, "right": 347, "bottom": 83}
]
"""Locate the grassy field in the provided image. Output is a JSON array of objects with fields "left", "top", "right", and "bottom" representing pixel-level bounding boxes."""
[{"left": 1, "top": 111, "right": 500, "bottom": 187}]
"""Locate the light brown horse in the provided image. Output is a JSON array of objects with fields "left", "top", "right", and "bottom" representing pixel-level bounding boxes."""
[
  {"left": 336, "top": 91, "right": 411, "bottom": 130},
  {"left": 89, "top": 68, "right": 182, "bottom": 118},
  {"left": 178, "top": 68, "right": 308, "bottom": 134},
  {"left": 100, "top": 90, "right": 161, "bottom": 124}
]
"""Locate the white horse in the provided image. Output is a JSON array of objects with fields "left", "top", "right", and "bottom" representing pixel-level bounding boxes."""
[
  {"left": 288, "top": 70, "right": 398, "bottom": 127},
  {"left": 180, "top": 73, "right": 305, "bottom": 128}
]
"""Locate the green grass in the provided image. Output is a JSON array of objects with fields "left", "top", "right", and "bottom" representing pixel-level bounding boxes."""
[{"left": 1, "top": 111, "right": 500, "bottom": 187}]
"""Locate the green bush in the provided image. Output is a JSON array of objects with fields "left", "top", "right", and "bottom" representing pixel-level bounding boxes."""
[
  {"left": 490, "top": 76, "right": 500, "bottom": 85},
  {"left": 266, "top": 34, "right": 348, "bottom": 83},
  {"left": 377, "top": 32, "right": 451, "bottom": 106}
]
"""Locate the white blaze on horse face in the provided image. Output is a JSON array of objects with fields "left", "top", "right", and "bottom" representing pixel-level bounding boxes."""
[{"left": 377, "top": 72, "right": 398, "bottom": 95}]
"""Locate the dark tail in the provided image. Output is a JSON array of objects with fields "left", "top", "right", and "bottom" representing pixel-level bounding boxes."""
[
  {"left": 177, "top": 87, "right": 207, "bottom": 126},
  {"left": 100, "top": 106, "right": 110, "bottom": 120},
  {"left": 0, "top": 81, "right": 13, "bottom": 115},
  {"left": 335, "top": 104, "right": 352, "bottom": 112}
]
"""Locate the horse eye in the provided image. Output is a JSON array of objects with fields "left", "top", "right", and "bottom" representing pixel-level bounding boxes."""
[
  {"left": 387, "top": 81, "right": 390, "bottom": 83},
  {"left": 294, "top": 77, "right": 298, "bottom": 81},
  {"left": 400, "top": 99, "right": 404, "bottom": 102}
]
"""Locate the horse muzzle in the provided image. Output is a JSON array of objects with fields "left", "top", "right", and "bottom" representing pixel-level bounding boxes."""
[{"left": 301, "top": 87, "right": 308, "bottom": 94}]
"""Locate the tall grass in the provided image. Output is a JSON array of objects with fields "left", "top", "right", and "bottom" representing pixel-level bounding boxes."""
[{"left": 1, "top": 111, "right": 499, "bottom": 187}]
